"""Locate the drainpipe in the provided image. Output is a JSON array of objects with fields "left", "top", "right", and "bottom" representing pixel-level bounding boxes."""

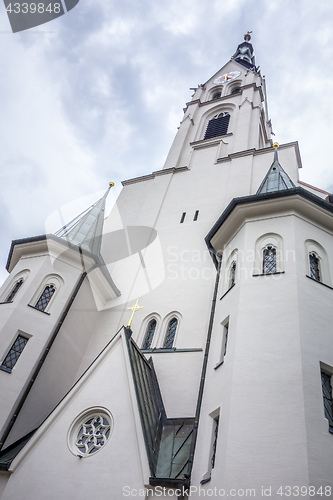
[{"left": 187, "top": 252, "right": 222, "bottom": 475}]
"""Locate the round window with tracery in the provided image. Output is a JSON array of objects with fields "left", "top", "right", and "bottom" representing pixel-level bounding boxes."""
[{"left": 68, "top": 408, "right": 113, "bottom": 457}]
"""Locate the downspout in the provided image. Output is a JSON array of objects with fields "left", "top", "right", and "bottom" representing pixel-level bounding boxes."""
[
  {"left": 187, "top": 252, "right": 222, "bottom": 476},
  {"left": 0, "top": 271, "right": 87, "bottom": 450}
]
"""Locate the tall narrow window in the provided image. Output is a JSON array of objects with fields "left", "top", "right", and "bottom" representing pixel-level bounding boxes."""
[
  {"left": 321, "top": 370, "right": 333, "bottom": 432},
  {"left": 5, "top": 279, "right": 24, "bottom": 302},
  {"left": 204, "top": 113, "right": 230, "bottom": 140},
  {"left": 35, "top": 284, "right": 56, "bottom": 312},
  {"left": 1, "top": 335, "right": 28, "bottom": 373},
  {"left": 263, "top": 246, "right": 276, "bottom": 274},
  {"left": 228, "top": 262, "right": 236, "bottom": 289},
  {"left": 309, "top": 252, "right": 321, "bottom": 281},
  {"left": 193, "top": 210, "right": 199, "bottom": 221},
  {"left": 211, "top": 416, "right": 219, "bottom": 470},
  {"left": 142, "top": 319, "right": 157, "bottom": 350},
  {"left": 163, "top": 318, "right": 178, "bottom": 349},
  {"left": 180, "top": 212, "right": 186, "bottom": 223}
]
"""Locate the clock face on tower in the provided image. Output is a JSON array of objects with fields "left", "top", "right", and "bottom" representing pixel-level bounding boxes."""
[{"left": 213, "top": 71, "right": 241, "bottom": 84}]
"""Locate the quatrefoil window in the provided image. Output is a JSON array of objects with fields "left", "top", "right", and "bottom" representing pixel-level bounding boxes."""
[{"left": 68, "top": 408, "right": 113, "bottom": 458}]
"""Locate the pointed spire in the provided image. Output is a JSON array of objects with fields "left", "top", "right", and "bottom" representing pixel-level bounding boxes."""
[
  {"left": 55, "top": 183, "right": 114, "bottom": 256},
  {"left": 231, "top": 32, "right": 256, "bottom": 69},
  {"left": 257, "top": 144, "right": 295, "bottom": 194}
]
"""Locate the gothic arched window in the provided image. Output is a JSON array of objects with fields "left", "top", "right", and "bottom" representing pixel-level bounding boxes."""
[
  {"left": 263, "top": 246, "right": 276, "bottom": 274},
  {"left": 5, "top": 279, "right": 24, "bottom": 303},
  {"left": 228, "top": 261, "right": 236, "bottom": 289},
  {"left": 142, "top": 319, "right": 157, "bottom": 350},
  {"left": 212, "top": 92, "right": 221, "bottom": 100},
  {"left": 163, "top": 317, "right": 178, "bottom": 349},
  {"left": 309, "top": 252, "right": 321, "bottom": 281},
  {"left": 204, "top": 113, "right": 230, "bottom": 140},
  {"left": 35, "top": 284, "right": 56, "bottom": 312}
]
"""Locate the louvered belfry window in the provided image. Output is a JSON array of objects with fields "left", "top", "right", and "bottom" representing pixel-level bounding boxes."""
[
  {"left": 263, "top": 246, "right": 276, "bottom": 274},
  {"left": 204, "top": 113, "right": 230, "bottom": 140},
  {"left": 142, "top": 319, "right": 157, "bottom": 350},
  {"left": 163, "top": 318, "right": 178, "bottom": 349},
  {"left": 35, "top": 284, "right": 56, "bottom": 311},
  {"left": 1, "top": 335, "right": 28, "bottom": 372},
  {"left": 309, "top": 252, "right": 321, "bottom": 281}
]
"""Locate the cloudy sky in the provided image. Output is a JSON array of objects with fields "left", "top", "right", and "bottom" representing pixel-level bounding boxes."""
[{"left": 0, "top": 0, "right": 333, "bottom": 284}]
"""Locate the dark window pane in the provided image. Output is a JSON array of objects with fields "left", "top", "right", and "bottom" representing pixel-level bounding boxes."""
[
  {"left": 1, "top": 335, "right": 28, "bottom": 370},
  {"left": 211, "top": 416, "right": 219, "bottom": 469},
  {"left": 309, "top": 253, "right": 321, "bottom": 281},
  {"left": 229, "top": 262, "right": 236, "bottom": 288},
  {"left": 142, "top": 319, "right": 157, "bottom": 350},
  {"left": 163, "top": 318, "right": 178, "bottom": 349},
  {"left": 5, "top": 279, "right": 24, "bottom": 302},
  {"left": 263, "top": 246, "right": 276, "bottom": 274},
  {"left": 321, "top": 371, "right": 333, "bottom": 430},
  {"left": 35, "top": 284, "right": 56, "bottom": 311},
  {"left": 204, "top": 113, "right": 230, "bottom": 140}
]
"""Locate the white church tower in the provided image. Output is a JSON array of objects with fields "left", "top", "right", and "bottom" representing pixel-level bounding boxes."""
[{"left": 0, "top": 34, "right": 333, "bottom": 499}]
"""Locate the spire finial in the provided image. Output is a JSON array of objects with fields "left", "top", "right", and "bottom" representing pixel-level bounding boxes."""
[
  {"left": 126, "top": 299, "right": 144, "bottom": 327},
  {"left": 273, "top": 142, "right": 279, "bottom": 149},
  {"left": 109, "top": 182, "right": 114, "bottom": 188},
  {"left": 244, "top": 31, "right": 252, "bottom": 42}
]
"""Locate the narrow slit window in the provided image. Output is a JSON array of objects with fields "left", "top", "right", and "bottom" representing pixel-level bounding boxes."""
[
  {"left": 163, "top": 318, "right": 178, "bottom": 349},
  {"left": 35, "top": 284, "right": 56, "bottom": 312},
  {"left": 1, "top": 335, "right": 28, "bottom": 373},
  {"left": 321, "top": 370, "right": 333, "bottom": 432},
  {"left": 211, "top": 416, "right": 219, "bottom": 470},
  {"left": 228, "top": 262, "right": 236, "bottom": 288},
  {"left": 204, "top": 113, "right": 230, "bottom": 140},
  {"left": 309, "top": 252, "right": 321, "bottom": 281},
  {"left": 5, "top": 279, "right": 24, "bottom": 302},
  {"left": 142, "top": 319, "right": 157, "bottom": 350},
  {"left": 180, "top": 212, "right": 186, "bottom": 223},
  {"left": 193, "top": 210, "right": 199, "bottom": 221},
  {"left": 263, "top": 246, "right": 276, "bottom": 274}
]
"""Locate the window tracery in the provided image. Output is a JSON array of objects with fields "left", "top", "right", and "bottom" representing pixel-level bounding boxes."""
[
  {"left": 35, "top": 284, "right": 56, "bottom": 311},
  {"left": 5, "top": 279, "right": 24, "bottom": 302},
  {"left": 142, "top": 319, "right": 157, "bottom": 350},
  {"left": 309, "top": 252, "right": 321, "bottom": 281},
  {"left": 163, "top": 317, "right": 178, "bottom": 349},
  {"left": 263, "top": 245, "right": 277, "bottom": 274},
  {"left": 69, "top": 408, "right": 113, "bottom": 458}
]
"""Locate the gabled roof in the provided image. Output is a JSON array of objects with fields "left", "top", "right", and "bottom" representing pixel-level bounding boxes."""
[
  {"left": 257, "top": 146, "right": 295, "bottom": 194},
  {"left": 55, "top": 184, "right": 112, "bottom": 257}
]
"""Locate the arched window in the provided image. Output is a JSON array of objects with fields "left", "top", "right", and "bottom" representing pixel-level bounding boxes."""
[
  {"left": 5, "top": 279, "right": 24, "bottom": 303},
  {"left": 309, "top": 252, "right": 321, "bottom": 281},
  {"left": 204, "top": 113, "right": 230, "bottom": 140},
  {"left": 142, "top": 319, "right": 157, "bottom": 350},
  {"left": 231, "top": 87, "right": 241, "bottom": 95},
  {"left": 35, "top": 284, "right": 56, "bottom": 312},
  {"left": 163, "top": 317, "right": 178, "bottom": 349},
  {"left": 263, "top": 246, "right": 276, "bottom": 274},
  {"left": 228, "top": 261, "right": 236, "bottom": 289},
  {"left": 212, "top": 92, "right": 221, "bottom": 100}
]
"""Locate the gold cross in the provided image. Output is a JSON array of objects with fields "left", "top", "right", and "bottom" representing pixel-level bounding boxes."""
[{"left": 126, "top": 299, "right": 144, "bottom": 327}]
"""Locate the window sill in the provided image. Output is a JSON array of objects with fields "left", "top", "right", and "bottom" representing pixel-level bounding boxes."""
[
  {"left": 0, "top": 301, "right": 13, "bottom": 305},
  {"left": 253, "top": 271, "right": 285, "bottom": 277},
  {"left": 214, "top": 360, "right": 224, "bottom": 370},
  {"left": 27, "top": 304, "right": 50, "bottom": 315},
  {"left": 0, "top": 366, "right": 12, "bottom": 374},
  {"left": 306, "top": 275, "right": 333, "bottom": 290},
  {"left": 200, "top": 476, "right": 211, "bottom": 485},
  {"left": 220, "top": 283, "right": 235, "bottom": 300}
]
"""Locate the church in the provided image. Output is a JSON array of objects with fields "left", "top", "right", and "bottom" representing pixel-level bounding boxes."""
[{"left": 0, "top": 34, "right": 333, "bottom": 499}]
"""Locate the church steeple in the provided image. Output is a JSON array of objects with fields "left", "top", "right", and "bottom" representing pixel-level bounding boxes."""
[
  {"left": 55, "top": 183, "right": 113, "bottom": 256},
  {"left": 231, "top": 31, "right": 256, "bottom": 70},
  {"left": 257, "top": 143, "right": 295, "bottom": 194}
]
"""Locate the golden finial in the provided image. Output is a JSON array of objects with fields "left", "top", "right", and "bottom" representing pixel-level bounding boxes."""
[
  {"left": 109, "top": 182, "right": 114, "bottom": 187},
  {"left": 273, "top": 142, "right": 279, "bottom": 149},
  {"left": 126, "top": 299, "right": 144, "bottom": 327}
]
